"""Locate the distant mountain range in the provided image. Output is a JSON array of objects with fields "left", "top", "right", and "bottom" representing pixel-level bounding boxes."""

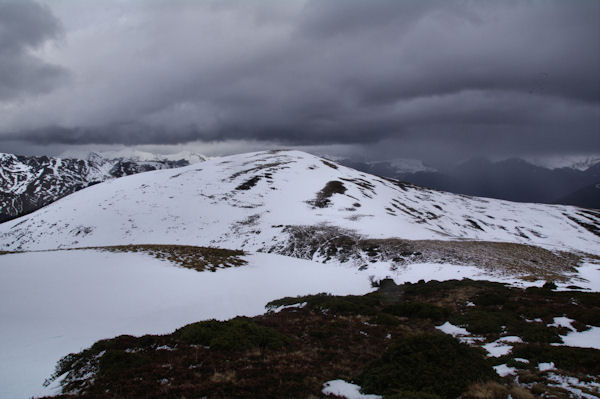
[
  {"left": 0, "top": 152, "right": 206, "bottom": 223},
  {"left": 339, "top": 157, "right": 600, "bottom": 209}
]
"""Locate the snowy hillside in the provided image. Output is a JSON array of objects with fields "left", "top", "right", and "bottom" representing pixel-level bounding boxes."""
[
  {"left": 0, "top": 250, "right": 374, "bottom": 399},
  {"left": 0, "top": 152, "right": 199, "bottom": 222},
  {"left": 3, "top": 248, "right": 593, "bottom": 399},
  {"left": 1, "top": 150, "right": 598, "bottom": 257},
  {"left": 2, "top": 149, "right": 600, "bottom": 399}
]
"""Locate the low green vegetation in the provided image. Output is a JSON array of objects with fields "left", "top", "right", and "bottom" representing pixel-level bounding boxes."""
[
  {"left": 384, "top": 301, "right": 449, "bottom": 322},
  {"left": 42, "top": 279, "right": 600, "bottom": 399},
  {"left": 357, "top": 334, "right": 496, "bottom": 399},
  {"left": 175, "top": 318, "right": 288, "bottom": 351},
  {"left": 509, "top": 344, "right": 600, "bottom": 374},
  {"left": 266, "top": 292, "right": 380, "bottom": 315}
]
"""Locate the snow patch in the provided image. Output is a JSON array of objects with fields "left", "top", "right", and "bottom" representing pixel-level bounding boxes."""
[
  {"left": 482, "top": 336, "right": 523, "bottom": 357},
  {"left": 322, "top": 380, "right": 382, "bottom": 399},
  {"left": 538, "top": 362, "right": 555, "bottom": 372},
  {"left": 493, "top": 364, "right": 517, "bottom": 377},
  {"left": 546, "top": 373, "right": 600, "bottom": 399},
  {"left": 436, "top": 322, "right": 470, "bottom": 337},
  {"left": 558, "top": 326, "right": 600, "bottom": 350},
  {"left": 548, "top": 317, "right": 575, "bottom": 331}
]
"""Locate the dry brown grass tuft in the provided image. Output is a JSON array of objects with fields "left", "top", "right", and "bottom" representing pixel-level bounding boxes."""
[
  {"left": 462, "top": 381, "right": 508, "bottom": 399},
  {"left": 210, "top": 370, "right": 236, "bottom": 383},
  {"left": 508, "top": 385, "right": 536, "bottom": 399},
  {"left": 273, "top": 225, "right": 588, "bottom": 282},
  {"left": 96, "top": 244, "right": 246, "bottom": 272}
]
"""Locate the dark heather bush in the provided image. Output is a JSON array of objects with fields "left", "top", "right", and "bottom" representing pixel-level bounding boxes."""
[
  {"left": 175, "top": 318, "right": 288, "bottom": 351},
  {"left": 357, "top": 334, "right": 496, "bottom": 398}
]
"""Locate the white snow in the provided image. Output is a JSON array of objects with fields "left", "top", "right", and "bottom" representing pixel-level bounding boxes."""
[
  {"left": 559, "top": 326, "right": 600, "bottom": 349},
  {"left": 546, "top": 373, "right": 600, "bottom": 399},
  {"left": 482, "top": 336, "right": 523, "bottom": 357},
  {"left": 269, "top": 302, "right": 307, "bottom": 312},
  {"left": 436, "top": 322, "right": 470, "bottom": 337},
  {"left": 2, "top": 150, "right": 598, "bottom": 258},
  {"left": 90, "top": 149, "right": 207, "bottom": 164},
  {"left": 0, "top": 250, "right": 378, "bottom": 399},
  {"left": 0, "top": 245, "right": 551, "bottom": 399},
  {"left": 377, "top": 262, "right": 546, "bottom": 289},
  {"left": 559, "top": 262, "right": 600, "bottom": 292},
  {"left": 538, "top": 362, "right": 556, "bottom": 372},
  {"left": 525, "top": 318, "right": 543, "bottom": 323},
  {"left": 2, "top": 150, "right": 599, "bottom": 398},
  {"left": 322, "top": 380, "right": 382, "bottom": 399},
  {"left": 548, "top": 317, "right": 576, "bottom": 331},
  {"left": 525, "top": 154, "right": 600, "bottom": 171},
  {"left": 493, "top": 364, "right": 517, "bottom": 377},
  {"left": 435, "top": 321, "right": 484, "bottom": 344}
]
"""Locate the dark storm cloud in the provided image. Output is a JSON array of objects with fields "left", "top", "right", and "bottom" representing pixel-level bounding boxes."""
[
  {"left": 0, "top": 0, "right": 69, "bottom": 100},
  {"left": 1, "top": 0, "right": 599, "bottom": 162}
]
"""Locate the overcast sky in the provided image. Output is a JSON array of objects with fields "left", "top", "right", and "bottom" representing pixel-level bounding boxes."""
[{"left": 0, "top": 0, "right": 598, "bottom": 165}]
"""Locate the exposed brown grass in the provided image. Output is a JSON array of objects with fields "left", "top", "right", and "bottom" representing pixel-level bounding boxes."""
[
  {"left": 0, "top": 244, "right": 246, "bottom": 272},
  {"left": 308, "top": 181, "right": 347, "bottom": 208},
  {"left": 320, "top": 159, "right": 338, "bottom": 169},
  {"left": 462, "top": 381, "right": 508, "bottom": 399},
  {"left": 96, "top": 244, "right": 246, "bottom": 272},
  {"left": 273, "top": 225, "right": 587, "bottom": 282}
]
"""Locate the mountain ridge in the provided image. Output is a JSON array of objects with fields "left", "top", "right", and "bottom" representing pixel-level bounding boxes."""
[
  {"left": 2, "top": 150, "right": 598, "bottom": 259},
  {"left": 0, "top": 152, "right": 204, "bottom": 223}
]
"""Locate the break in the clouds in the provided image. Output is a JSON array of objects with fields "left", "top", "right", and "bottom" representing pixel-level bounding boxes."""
[{"left": 0, "top": 0, "right": 599, "bottom": 163}]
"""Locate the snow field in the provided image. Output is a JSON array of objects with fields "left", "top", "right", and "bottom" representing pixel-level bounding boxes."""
[
  {"left": 2, "top": 150, "right": 599, "bottom": 256},
  {"left": 1, "top": 245, "right": 569, "bottom": 399},
  {"left": 0, "top": 250, "right": 372, "bottom": 398}
]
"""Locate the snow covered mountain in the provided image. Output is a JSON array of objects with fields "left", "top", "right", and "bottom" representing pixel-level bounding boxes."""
[
  {"left": 0, "top": 152, "right": 201, "bottom": 223},
  {"left": 2, "top": 149, "right": 600, "bottom": 399},
  {"left": 1, "top": 150, "right": 598, "bottom": 258}
]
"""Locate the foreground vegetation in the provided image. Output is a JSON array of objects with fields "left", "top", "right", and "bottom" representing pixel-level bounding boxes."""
[{"left": 42, "top": 279, "right": 599, "bottom": 398}]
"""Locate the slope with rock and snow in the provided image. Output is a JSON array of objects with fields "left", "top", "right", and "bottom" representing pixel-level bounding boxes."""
[
  {"left": 0, "top": 152, "right": 205, "bottom": 222},
  {"left": 1, "top": 150, "right": 599, "bottom": 281}
]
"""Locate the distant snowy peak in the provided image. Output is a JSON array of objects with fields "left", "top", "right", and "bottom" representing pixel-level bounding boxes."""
[
  {"left": 370, "top": 158, "right": 436, "bottom": 174},
  {"left": 0, "top": 152, "right": 200, "bottom": 222},
  {"left": 335, "top": 157, "right": 437, "bottom": 180},
  {"left": 524, "top": 155, "right": 600, "bottom": 171},
  {"left": 86, "top": 149, "right": 208, "bottom": 164},
  {"left": 1, "top": 150, "right": 599, "bottom": 257}
]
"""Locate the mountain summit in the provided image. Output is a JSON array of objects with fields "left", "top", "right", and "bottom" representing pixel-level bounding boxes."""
[{"left": 2, "top": 150, "right": 598, "bottom": 258}]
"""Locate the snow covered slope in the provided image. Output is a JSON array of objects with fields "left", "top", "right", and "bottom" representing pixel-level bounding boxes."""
[
  {"left": 1, "top": 150, "right": 598, "bottom": 255},
  {"left": 0, "top": 152, "right": 200, "bottom": 222},
  {"left": 3, "top": 247, "right": 569, "bottom": 399},
  {"left": 0, "top": 250, "right": 374, "bottom": 399}
]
